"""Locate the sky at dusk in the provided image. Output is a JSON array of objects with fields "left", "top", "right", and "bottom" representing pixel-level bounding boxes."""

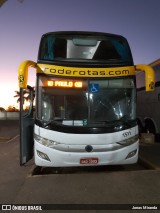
[{"left": 0, "top": 0, "right": 160, "bottom": 109}]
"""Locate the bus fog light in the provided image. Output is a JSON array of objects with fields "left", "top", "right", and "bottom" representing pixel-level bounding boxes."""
[
  {"left": 37, "top": 150, "right": 51, "bottom": 161},
  {"left": 126, "top": 149, "right": 137, "bottom": 159}
]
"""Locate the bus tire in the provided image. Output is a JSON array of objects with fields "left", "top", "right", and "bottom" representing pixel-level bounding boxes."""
[{"left": 144, "top": 119, "right": 156, "bottom": 135}]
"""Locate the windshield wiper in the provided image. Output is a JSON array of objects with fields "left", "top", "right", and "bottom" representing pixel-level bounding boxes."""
[
  {"left": 96, "top": 116, "right": 133, "bottom": 128},
  {"left": 42, "top": 116, "right": 133, "bottom": 128},
  {"left": 112, "top": 116, "right": 133, "bottom": 127},
  {"left": 43, "top": 118, "right": 63, "bottom": 128}
]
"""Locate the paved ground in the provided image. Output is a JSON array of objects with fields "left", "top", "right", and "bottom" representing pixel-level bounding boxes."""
[
  {"left": 139, "top": 143, "right": 160, "bottom": 170},
  {"left": 0, "top": 120, "right": 19, "bottom": 141},
  {"left": 0, "top": 120, "right": 160, "bottom": 213}
]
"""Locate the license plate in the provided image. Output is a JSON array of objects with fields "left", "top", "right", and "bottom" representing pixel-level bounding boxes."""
[{"left": 80, "top": 158, "right": 98, "bottom": 165}]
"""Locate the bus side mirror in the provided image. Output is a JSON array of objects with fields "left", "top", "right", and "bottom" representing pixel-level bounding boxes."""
[
  {"left": 135, "top": 64, "right": 155, "bottom": 92},
  {"left": 18, "top": 60, "right": 37, "bottom": 89}
]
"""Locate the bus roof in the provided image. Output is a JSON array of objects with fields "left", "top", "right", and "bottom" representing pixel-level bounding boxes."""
[{"left": 41, "top": 31, "right": 127, "bottom": 40}]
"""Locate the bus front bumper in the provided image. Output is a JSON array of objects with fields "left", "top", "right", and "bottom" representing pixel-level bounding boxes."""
[{"left": 34, "top": 140, "right": 139, "bottom": 167}]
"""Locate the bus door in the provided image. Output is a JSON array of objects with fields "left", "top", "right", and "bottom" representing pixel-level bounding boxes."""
[{"left": 20, "top": 86, "right": 34, "bottom": 165}]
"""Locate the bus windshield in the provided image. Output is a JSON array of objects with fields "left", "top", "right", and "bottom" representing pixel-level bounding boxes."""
[
  {"left": 38, "top": 33, "right": 133, "bottom": 64},
  {"left": 37, "top": 75, "right": 136, "bottom": 128}
]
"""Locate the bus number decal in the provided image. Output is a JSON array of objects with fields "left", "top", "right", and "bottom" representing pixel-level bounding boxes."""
[{"left": 123, "top": 131, "right": 131, "bottom": 137}]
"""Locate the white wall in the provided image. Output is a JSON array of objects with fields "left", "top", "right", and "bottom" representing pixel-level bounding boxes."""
[{"left": 0, "top": 111, "right": 19, "bottom": 120}]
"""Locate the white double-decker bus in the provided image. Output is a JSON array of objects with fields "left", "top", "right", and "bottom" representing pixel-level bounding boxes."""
[{"left": 18, "top": 31, "right": 155, "bottom": 167}]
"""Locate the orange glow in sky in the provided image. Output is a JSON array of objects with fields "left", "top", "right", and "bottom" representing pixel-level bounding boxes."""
[
  {"left": 0, "top": 82, "right": 18, "bottom": 109},
  {"left": 0, "top": 83, "right": 18, "bottom": 109},
  {"left": 0, "top": 72, "right": 36, "bottom": 110}
]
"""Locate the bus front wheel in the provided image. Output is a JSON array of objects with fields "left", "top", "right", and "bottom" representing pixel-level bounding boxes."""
[{"left": 144, "top": 119, "right": 156, "bottom": 135}]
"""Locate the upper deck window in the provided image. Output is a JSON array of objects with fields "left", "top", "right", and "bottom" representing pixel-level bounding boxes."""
[{"left": 38, "top": 33, "right": 133, "bottom": 65}]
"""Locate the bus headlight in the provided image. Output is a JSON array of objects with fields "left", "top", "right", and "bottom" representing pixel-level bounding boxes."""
[
  {"left": 34, "top": 134, "right": 60, "bottom": 147},
  {"left": 117, "top": 135, "right": 139, "bottom": 146}
]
